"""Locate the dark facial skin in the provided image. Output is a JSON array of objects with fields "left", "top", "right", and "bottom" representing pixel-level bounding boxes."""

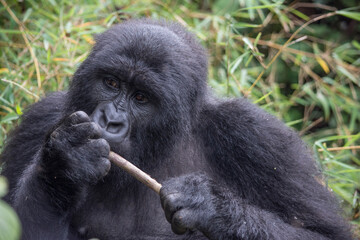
[
  {"left": 0, "top": 19, "right": 353, "bottom": 240},
  {"left": 90, "top": 76, "right": 156, "bottom": 155}
]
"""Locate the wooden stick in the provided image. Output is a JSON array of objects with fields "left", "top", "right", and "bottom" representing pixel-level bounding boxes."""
[
  {"left": 109, "top": 151, "right": 162, "bottom": 194},
  {"left": 317, "top": 145, "right": 360, "bottom": 152}
]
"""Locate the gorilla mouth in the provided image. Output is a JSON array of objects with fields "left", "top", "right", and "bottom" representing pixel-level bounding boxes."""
[
  {"left": 105, "top": 122, "right": 125, "bottom": 134},
  {"left": 98, "top": 125, "right": 129, "bottom": 145}
]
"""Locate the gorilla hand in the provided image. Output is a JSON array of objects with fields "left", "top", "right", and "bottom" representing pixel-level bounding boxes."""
[
  {"left": 160, "top": 174, "right": 225, "bottom": 238},
  {"left": 41, "top": 111, "right": 111, "bottom": 185}
]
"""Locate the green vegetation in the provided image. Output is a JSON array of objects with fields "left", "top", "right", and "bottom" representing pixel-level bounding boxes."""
[
  {"left": 0, "top": 176, "right": 20, "bottom": 240},
  {"left": 1, "top": 0, "right": 359, "bottom": 238}
]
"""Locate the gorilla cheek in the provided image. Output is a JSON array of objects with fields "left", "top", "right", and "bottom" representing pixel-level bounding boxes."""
[{"left": 90, "top": 101, "right": 130, "bottom": 145}]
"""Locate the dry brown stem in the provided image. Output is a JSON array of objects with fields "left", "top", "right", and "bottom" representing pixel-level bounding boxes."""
[{"left": 109, "top": 151, "right": 162, "bottom": 194}]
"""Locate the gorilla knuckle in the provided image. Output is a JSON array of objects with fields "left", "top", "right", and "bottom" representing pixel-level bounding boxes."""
[
  {"left": 166, "top": 192, "right": 182, "bottom": 206},
  {"left": 74, "top": 111, "right": 89, "bottom": 119},
  {"left": 171, "top": 210, "right": 188, "bottom": 235},
  {"left": 68, "top": 111, "right": 90, "bottom": 125},
  {"left": 96, "top": 138, "right": 110, "bottom": 148},
  {"left": 48, "top": 128, "right": 68, "bottom": 148},
  {"left": 89, "top": 122, "right": 102, "bottom": 135},
  {"left": 90, "top": 157, "right": 111, "bottom": 180},
  {"left": 161, "top": 189, "right": 182, "bottom": 205},
  {"left": 161, "top": 192, "right": 183, "bottom": 222},
  {"left": 90, "top": 139, "right": 110, "bottom": 155},
  {"left": 100, "top": 157, "right": 111, "bottom": 173}
]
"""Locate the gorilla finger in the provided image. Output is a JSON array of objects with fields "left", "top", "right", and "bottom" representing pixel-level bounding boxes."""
[
  {"left": 89, "top": 122, "right": 102, "bottom": 138},
  {"left": 64, "top": 111, "right": 90, "bottom": 127},
  {"left": 87, "top": 157, "right": 111, "bottom": 181},
  {"left": 88, "top": 139, "right": 110, "bottom": 157},
  {"left": 160, "top": 186, "right": 180, "bottom": 208},
  {"left": 74, "top": 122, "right": 102, "bottom": 138},
  {"left": 97, "top": 157, "right": 111, "bottom": 178},
  {"left": 171, "top": 210, "right": 190, "bottom": 235},
  {"left": 160, "top": 187, "right": 170, "bottom": 209},
  {"left": 67, "top": 122, "right": 101, "bottom": 144},
  {"left": 161, "top": 192, "right": 182, "bottom": 223}
]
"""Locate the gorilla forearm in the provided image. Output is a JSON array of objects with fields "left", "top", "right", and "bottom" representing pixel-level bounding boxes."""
[
  {"left": 2, "top": 94, "right": 108, "bottom": 239},
  {"left": 202, "top": 192, "right": 331, "bottom": 240},
  {"left": 12, "top": 157, "right": 70, "bottom": 240},
  {"left": 1, "top": 93, "right": 65, "bottom": 192},
  {"left": 195, "top": 100, "right": 349, "bottom": 239},
  {"left": 160, "top": 173, "right": 335, "bottom": 240},
  {"left": 210, "top": 202, "right": 331, "bottom": 240}
]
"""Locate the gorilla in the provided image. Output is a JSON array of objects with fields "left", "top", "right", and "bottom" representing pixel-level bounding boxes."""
[{"left": 0, "top": 19, "right": 353, "bottom": 240}]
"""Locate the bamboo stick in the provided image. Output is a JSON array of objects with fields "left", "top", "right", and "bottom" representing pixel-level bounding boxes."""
[{"left": 109, "top": 151, "right": 162, "bottom": 194}]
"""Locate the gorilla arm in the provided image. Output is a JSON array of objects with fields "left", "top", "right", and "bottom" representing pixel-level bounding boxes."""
[
  {"left": 160, "top": 98, "right": 352, "bottom": 240},
  {"left": 1, "top": 93, "right": 110, "bottom": 240},
  {"left": 160, "top": 174, "right": 331, "bottom": 240},
  {"left": 2, "top": 93, "right": 71, "bottom": 239}
]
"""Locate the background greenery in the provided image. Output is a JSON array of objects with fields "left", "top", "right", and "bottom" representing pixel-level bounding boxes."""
[{"left": 0, "top": 0, "right": 359, "bottom": 238}]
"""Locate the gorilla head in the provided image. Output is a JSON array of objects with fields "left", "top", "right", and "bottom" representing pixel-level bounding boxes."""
[{"left": 66, "top": 20, "right": 208, "bottom": 168}]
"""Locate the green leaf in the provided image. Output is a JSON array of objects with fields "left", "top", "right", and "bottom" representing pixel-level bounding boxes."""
[
  {"left": 15, "top": 105, "right": 23, "bottom": 115},
  {"left": 253, "top": 91, "right": 272, "bottom": 104},
  {"left": 22, "top": 8, "right": 33, "bottom": 22},
  {"left": 352, "top": 40, "right": 360, "bottom": 50},
  {"left": 0, "top": 177, "right": 8, "bottom": 198},
  {"left": 44, "top": 39, "right": 49, "bottom": 51},
  {"left": 0, "top": 200, "right": 21, "bottom": 240},
  {"left": 316, "top": 91, "right": 330, "bottom": 120},
  {"left": 254, "top": 32, "right": 262, "bottom": 47},
  {"left": 233, "top": 23, "right": 261, "bottom": 28},
  {"left": 0, "top": 113, "right": 19, "bottom": 123},
  {"left": 336, "top": 11, "right": 360, "bottom": 21},
  {"left": 337, "top": 66, "right": 359, "bottom": 84},
  {"left": 242, "top": 37, "right": 254, "bottom": 50},
  {"left": 65, "top": 21, "right": 72, "bottom": 34},
  {"left": 230, "top": 52, "right": 250, "bottom": 74},
  {"left": 237, "top": 3, "right": 281, "bottom": 11},
  {"left": 289, "top": 8, "right": 309, "bottom": 21}
]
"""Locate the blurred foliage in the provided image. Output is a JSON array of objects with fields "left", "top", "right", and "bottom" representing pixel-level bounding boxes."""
[
  {"left": 0, "top": 176, "right": 20, "bottom": 240},
  {"left": 0, "top": 0, "right": 359, "bottom": 237}
]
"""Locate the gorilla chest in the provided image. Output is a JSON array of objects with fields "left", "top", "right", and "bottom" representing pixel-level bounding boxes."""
[{"left": 71, "top": 190, "right": 206, "bottom": 239}]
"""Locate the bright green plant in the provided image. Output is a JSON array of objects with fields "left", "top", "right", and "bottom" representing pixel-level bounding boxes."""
[{"left": 0, "top": 176, "right": 21, "bottom": 240}]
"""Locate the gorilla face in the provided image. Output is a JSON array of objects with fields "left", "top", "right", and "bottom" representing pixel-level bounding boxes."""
[
  {"left": 88, "top": 72, "right": 159, "bottom": 158},
  {"left": 66, "top": 20, "right": 208, "bottom": 163},
  {"left": 90, "top": 83, "right": 156, "bottom": 150}
]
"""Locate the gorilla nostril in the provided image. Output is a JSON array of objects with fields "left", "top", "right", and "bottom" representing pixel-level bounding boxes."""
[
  {"left": 106, "top": 122, "right": 123, "bottom": 134},
  {"left": 99, "top": 115, "right": 107, "bottom": 128}
]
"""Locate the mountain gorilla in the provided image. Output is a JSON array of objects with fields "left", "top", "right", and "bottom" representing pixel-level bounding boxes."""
[{"left": 1, "top": 19, "right": 352, "bottom": 240}]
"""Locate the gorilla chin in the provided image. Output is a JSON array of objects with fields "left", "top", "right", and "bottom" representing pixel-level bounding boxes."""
[{"left": 0, "top": 19, "right": 353, "bottom": 240}]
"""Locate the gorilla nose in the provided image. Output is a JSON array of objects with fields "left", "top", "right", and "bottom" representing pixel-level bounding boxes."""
[{"left": 90, "top": 102, "right": 129, "bottom": 142}]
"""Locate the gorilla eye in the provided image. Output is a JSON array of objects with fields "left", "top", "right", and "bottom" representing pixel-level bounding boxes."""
[
  {"left": 104, "top": 77, "right": 119, "bottom": 89},
  {"left": 134, "top": 92, "right": 149, "bottom": 103}
]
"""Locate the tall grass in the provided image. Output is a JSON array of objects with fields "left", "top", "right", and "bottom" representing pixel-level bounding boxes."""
[{"left": 1, "top": 0, "right": 359, "bottom": 236}]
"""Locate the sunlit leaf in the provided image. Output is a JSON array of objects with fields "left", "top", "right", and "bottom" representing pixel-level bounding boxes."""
[
  {"left": 315, "top": 56, "right": 330, "bottom": 74},
  {"left": 337, "top": 11, "right": 360, "bottom": 21}
]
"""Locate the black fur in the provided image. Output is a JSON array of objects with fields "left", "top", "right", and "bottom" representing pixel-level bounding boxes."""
[{"left": 1, "top": 19, "right": 352, "bottom": 240}]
